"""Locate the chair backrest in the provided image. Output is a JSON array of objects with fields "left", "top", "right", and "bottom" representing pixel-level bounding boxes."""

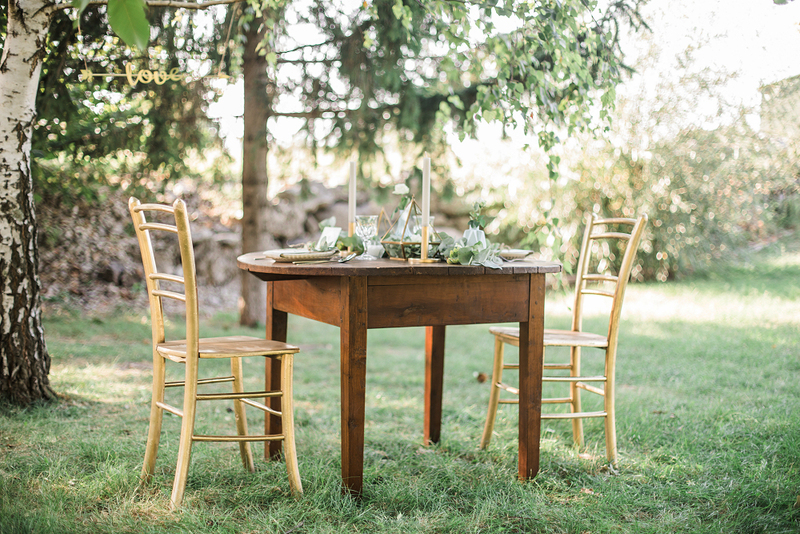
[
  {"left": 570, "top": 213, "right": 648, "bottom": 346},
  {"left": 128, "top": 197, "right": 199, "bottom": 355}
]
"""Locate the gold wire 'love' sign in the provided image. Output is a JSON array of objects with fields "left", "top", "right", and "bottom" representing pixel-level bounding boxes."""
[{"left": 80, "top": 62, "right": 230, "bottom": 87}]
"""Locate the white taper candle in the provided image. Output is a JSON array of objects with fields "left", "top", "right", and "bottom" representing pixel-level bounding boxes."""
[
  {"left": 422, "top": 157, "right": 431, "bottom": 228},
  {"left": 348, "top": 161, "right": 357, "bottom": 236}
]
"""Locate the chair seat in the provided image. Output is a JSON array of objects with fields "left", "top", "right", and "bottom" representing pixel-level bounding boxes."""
[
  {"left": 157, "top": 335, "right": 300, "bottom": 360},
  {"left": 543, "top": 329, "right": 608, "bottom": 348},
  {"left": 488, "top": 326, "right": 609, "bottom": 348}
]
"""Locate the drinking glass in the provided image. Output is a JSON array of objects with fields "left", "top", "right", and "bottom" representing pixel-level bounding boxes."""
[{"left": 355, "top": 215, "right": 379, "bottom": 260}]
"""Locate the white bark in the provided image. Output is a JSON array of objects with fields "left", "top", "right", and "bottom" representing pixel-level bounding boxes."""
[{"left": 0, "top": 0, "right": 56, "bottom": 403}]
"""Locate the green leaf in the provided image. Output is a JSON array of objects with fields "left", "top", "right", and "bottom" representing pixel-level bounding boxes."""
[
  {"left": 337, "top": 236, "right": 364, "bottom": 254},
  {"left": 457, "top": 247, "right": 475, "bottom": 265},
  {"left": 107, "top": 0, "right": 149, "bottom": 50},
  {"left": 447, "top": 95, "right": 465, "bottom": 110},
  {"left": 474, "top": 246, "right": 491, "bottom": 264},
  {"left": 437, "top": 232, "right": 456, "bottom": 257}
]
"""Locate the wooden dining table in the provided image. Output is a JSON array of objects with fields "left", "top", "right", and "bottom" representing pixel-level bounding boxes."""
[{"left": 237, "top": 253, "right": 561, "bottom": 494}]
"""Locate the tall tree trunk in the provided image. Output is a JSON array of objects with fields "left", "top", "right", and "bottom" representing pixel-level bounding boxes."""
[
  {"left": 0, "top": 0, "right": 57, "bottom": 404},
  {"left": 239, "top": 17, "right": 270, "bottom": 327}
]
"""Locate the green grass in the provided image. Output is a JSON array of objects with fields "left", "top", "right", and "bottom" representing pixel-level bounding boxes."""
[{"left": 3, "top": 237, "right": 800, "bottom": 533}]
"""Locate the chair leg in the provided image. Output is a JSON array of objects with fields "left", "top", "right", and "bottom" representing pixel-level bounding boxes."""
[
  {"left": 605, "top": 406, "right": 617, "bottom": 465},
  {"left": 231, "top": 357, "right": 255, "bottom": 472},
  {"left": 170, "top": 362, "right": 199, "bottom": 509},
  {"left": 280, "top": 353, "right": 303, "bottom": 496},
  {"left": 141, "top": 353, "right": 166, "bottom": 485},
  {"left": 605, "top": 349, "right": 617, "bottom": 465},
  {"left": 480, "top": 336, "right": 506, "bottom": 450},
  {"left": 569, "top": 346, "right": 584, "bottom": 448}
]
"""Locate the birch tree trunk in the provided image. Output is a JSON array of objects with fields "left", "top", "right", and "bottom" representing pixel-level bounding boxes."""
[
  {"left": 0, "top": 0, "right": 57, "bottom": 404},
  {"left": 238, "top": 16, "right": 271, "bottom": 327}
]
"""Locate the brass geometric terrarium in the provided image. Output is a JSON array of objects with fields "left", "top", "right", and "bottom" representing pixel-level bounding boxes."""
[
  {"left": 380, "top": 197, "right": 441, "bottom": 261},
  {"left": 376, "top": 207, "right": 394, "bottom": 241}
]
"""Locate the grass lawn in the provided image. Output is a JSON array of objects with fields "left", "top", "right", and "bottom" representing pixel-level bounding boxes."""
[{"left": 2, "top": 237, "right": 800, "bottom": 533}]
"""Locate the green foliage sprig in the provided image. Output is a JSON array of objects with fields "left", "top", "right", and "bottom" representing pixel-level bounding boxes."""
[
  {"left": 468, "top": 201, "right": 489, "bottom": 230},
  {"left": 437, "top": 232, "right": 503, "bottom": 269},
  {"left": 337, "top": 235, "right": 364, "bottom": 254}
]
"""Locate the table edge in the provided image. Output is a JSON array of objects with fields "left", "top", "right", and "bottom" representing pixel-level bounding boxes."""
[{"left": 237, "top": 251, "right": 562, "bottom": 277}]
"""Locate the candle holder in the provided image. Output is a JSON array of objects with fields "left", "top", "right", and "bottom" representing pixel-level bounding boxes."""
[
  {"left": 408, "top": 224, "right": 441, "bottom": 264},
  {"left": 380, "top": 197, "right": 441, "bottom": 261}
]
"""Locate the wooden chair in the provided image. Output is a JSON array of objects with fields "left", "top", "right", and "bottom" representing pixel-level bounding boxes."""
[
  {"left": 480, "top": 213, "right": 648, "bottom": 465},
  {"left": 129, "top": 197, "right": 302, "bottom": 508}
]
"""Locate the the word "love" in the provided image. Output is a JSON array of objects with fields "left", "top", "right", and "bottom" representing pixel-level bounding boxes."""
[{"left": 125, "top": 63, "right": 185, "bottom": 86}]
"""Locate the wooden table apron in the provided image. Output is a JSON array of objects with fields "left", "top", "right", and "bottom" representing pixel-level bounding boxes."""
[{"left": 237, "top": 254, "right": 561, "bottom": 494}]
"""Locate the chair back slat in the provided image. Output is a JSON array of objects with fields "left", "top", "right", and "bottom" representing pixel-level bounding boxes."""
[
  {"left": 571, "top": 213, "right": 648, "bottom": 343},
  {"left": 583, "top": 274, "right": 618, "bottom": 283},
  {"left": 149, "top": 273, "right": 185, "bottom": 285},
  {"left": 588, "top": 231, "right": 631, "bottom": 241},
  {"left": 132, "top": 203, "right": 176, "bottom": 214},
  {"left": 129, "top": 198, "right": 199, "bottom": 354},
  {"left": 594, "top": 217, "right": 637, "bottom": 225},
  {"left": 152, "top": 289, "right": 187, "bottom": 303},
  {"left": 139, "top": 222, "right": 179, "bottom": 234},
  {"left": 581, "top": 289, "right": 615, "bottom": 298}
]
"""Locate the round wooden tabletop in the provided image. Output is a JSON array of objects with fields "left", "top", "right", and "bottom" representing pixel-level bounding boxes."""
[{"left": 237, "top": 251, "right": 562, "bottom": 278}]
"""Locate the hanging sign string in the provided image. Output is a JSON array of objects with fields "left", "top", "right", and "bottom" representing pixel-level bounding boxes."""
[
  {"left": 80, "top": 4, "right": 240, "bottom": 86},
  {"left": 216, "top": 2, "right": 239, "bottom": 78}
]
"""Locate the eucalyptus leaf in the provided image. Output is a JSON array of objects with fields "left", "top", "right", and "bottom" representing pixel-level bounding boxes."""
[
  {"left": 457, "top": 247, "right": 474, "bottom": 265},
  {"left": 483, "top": 258, "right": 503, "bottom": 270},
  {"left": 474, "top": 246, "right": 491, "bottom": 265},
  {"left": 107, "top": 0, "right": 149, "bottom": 50},
  {"left": 437, "top": 232, "right": 456, "bottom": 256}
]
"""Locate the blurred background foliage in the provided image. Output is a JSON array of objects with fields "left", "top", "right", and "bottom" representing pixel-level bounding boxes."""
[
  {"left": 452, "top": 31, "right": 800, "bottom": 282},
  {"left": 19, "top": 1, "right": 800, "bottom": 282}
]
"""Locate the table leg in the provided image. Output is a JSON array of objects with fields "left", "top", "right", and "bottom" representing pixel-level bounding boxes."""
[
  {"left": 265, "top": 281, "right": 288, "bottom": 460},
  {"left": 518, "top": 274, "right": 546, "bottom": 479},
  {"left": 424, "top": 325, "right": 446, "bottom": 445},
  {"left": 340, "top": 276, "right": 368, "bottom": 494}
]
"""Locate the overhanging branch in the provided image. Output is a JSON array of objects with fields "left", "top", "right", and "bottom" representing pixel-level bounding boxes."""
[
  {"left": 272, "top": 103, "right": 400, "bottom": 120},
  {"left": 277, "top": 59, "right": 338, "bottom": 66},
  {"left": 54, "top": 0, "right": 242, "bottom": 11},
  {"left": 277, "top": 41, "right": 336, "bottom": 56}
]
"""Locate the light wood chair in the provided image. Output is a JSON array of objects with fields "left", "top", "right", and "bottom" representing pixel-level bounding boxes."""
[
  {"left": 480, "top": 213, "right": 648, "bottom": 465},
  {"left": 129, "top": 197, "right": 302, "bottom": 508}
]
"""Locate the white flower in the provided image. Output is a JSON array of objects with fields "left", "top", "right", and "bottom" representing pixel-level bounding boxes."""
[{"left": 393, "top": 183, "right": 410, "bottom": 196}]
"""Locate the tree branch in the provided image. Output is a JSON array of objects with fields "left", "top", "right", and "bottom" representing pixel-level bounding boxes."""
[
  {"left": 276, "top": 58, "right": 338, "bottom": 66},
  {"left": 272, "top": 103, "right": 399, "bottom": 120},
  {"left": 54, "top": 0, "right": 243, "bottom": 12},
  {"left": 276, "top": 41, "right": 336, "bottom": 56}
]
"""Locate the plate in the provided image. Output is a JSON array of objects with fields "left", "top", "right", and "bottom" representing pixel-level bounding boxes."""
[
  {"left": 499, "top": 249, "right": 534, "bottom": 260},
  {"left": 263, "top": 249, "right": 338, "bottom": 263}
]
